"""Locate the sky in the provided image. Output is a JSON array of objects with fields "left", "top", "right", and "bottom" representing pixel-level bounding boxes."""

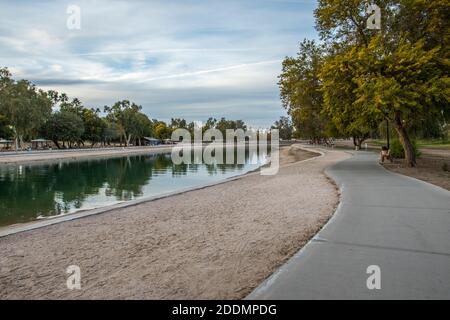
[{"left": 0, "top": 0, "right": 318, "bottom": 128}]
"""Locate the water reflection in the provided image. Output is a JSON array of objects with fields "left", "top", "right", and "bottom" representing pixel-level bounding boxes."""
[{"left": 0, "top": 147, "right": 268, "bottom": 226}]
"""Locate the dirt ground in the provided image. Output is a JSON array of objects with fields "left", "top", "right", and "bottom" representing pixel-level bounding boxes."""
[
  {"left": 383, "top": 148, "right": 450, "bottom": 191},
  {"left": 0, "top": 146, "right": 349, "bottom": 299}
]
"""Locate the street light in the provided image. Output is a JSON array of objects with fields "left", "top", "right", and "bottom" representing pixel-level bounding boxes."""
[{"left": 386, "top": 119, "right": 390, "bottom": 149}]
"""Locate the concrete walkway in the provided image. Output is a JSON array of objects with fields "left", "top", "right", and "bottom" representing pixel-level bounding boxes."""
[{"left": 248, "top": 150, "right": 450, "bottom": 299}]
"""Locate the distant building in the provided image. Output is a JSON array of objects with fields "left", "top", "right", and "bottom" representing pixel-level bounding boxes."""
[
  {"left": 0, "top": 139, "right": 14, "bottom": 150},
  {"left": 31, "top": 139, "right": 52, "bottom": 150},
  {"left": 143, "top": 137, "right": 160, "bottom": 146}
]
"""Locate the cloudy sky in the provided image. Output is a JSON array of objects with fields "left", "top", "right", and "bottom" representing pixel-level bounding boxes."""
[{"left": 0, "top": 0, "right": 318, "bottom": 128}]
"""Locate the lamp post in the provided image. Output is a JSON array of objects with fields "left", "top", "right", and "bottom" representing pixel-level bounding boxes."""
[{"left": 386, "top": 119, "right": 390, "bottom": 149}]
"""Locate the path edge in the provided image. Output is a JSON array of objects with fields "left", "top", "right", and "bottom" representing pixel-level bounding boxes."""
[
  {"left": 245, "top": 147, "right": 352, "bottom": 300},
  {"left": 0, "top": 145, "right": 322, "bottom": 239}
]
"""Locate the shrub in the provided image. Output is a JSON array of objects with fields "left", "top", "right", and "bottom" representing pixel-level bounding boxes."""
[{"left": 389, "top": 139, "right": 420, "bottom": 159}]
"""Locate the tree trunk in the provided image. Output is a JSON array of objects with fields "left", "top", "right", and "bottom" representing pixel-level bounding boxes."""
[
  {"left": 393, "top": 111, "right": 416, "bottom": 167},
  {"left": 19, "top": 135, "right": 24, "bottom": 150},
  {"left": 353, "top": 134, "right": 369, "bottom": 151},
  {"left": 358, "top": 138, "right": 364, "bottom": 148},
  {"left": 52, "top": 139, "right": 61, "bottom": 149},
  {"left": 126, "top": 134, "right": 132, "bottom": 147},
  {"left": 358, "top": 135, "right": 369, "bottom": 149},
  {"left": 353, "top": 136, "right": 361, "bottom": 150}
]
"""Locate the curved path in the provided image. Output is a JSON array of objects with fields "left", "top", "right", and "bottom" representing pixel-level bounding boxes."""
[{"left": 248, "top": 150, "right": 450, "bottom": 299}]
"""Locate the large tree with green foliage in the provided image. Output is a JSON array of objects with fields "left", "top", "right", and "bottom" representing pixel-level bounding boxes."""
[
  {"left": 0, "top": 68, "right": 52, "bottom": 149},
  {"left": 169, "top": 118, "right": 187, "bottom": 129},
  {"left": 154, "top": 121, "right": 172, "bottom": 140},
  {"left": 314, "top": 0, "right": 449, "bottom": 166},
  {"left": 81, "top": 108, "right": 107, "bottom": 147},
  {"left": 279, "top": 40, "right": 333, "bottom": 141},
  {"left": 129, "top": 112, "right": 153, "bottom": 145},
  {"left": 41, "top": 111, "right": 85, "bottom": 149},
  {"left": 215, "top": 118, "right": 247, "bottom": 137},
  {"left": 320, "top": 44, "right": 382, "bottom": 148},
  {"left": 271, "top": 116, "right": 294, "bottom": 140},
  {"left": 0, "top": 114, "right": 13, "bottom": 139},
  {"left": 352, "top": 35, "right": 448, "bottom": 166},
  {"left": 104, "top": 100, "right": 143, "bottom": 146}
]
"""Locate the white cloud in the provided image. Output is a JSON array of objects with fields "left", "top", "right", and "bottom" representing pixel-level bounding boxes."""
[{"left": 0, "top": 0, "right": 317, "bottom": 127}]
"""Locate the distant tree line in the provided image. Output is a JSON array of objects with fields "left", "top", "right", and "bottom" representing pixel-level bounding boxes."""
[
  {"left": 279, "top": 0, "right": 449, "bottom": 166},
  {"left": 0, "top": 68, "right": 253, "bottom": 150},
  {"left": 271, "top": 116, "right": 294, "bottom": 140}
]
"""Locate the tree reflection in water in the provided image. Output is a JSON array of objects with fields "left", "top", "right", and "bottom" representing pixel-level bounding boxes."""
[{"left": 0, "top": 147, "right": 267, "bottom": 226}]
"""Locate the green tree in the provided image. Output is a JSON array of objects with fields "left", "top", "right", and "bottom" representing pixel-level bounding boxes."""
[
  {"left": 279, "top": 40, "right": 330, "bottom": 141},
  {"left": 154, "top": 121, "right": 171, "bottom": 140},
  {"left": 41, "top": 111, "right": 85, "bottom": 149},
  {"left": 104, "top": 100, "right": 142, "bottom": 146},
  {"left": 0, "top": 114, "right": 13, "bottom": 139},
  {"left": 129, "top": 112, "right": 153, "bottom": 145},
  {"left": 271, "top": 116, "right": 294, "bottom": 140},
  {"left": 320, "top": 46, "right": 381, "bottom": 148},
  {"left": 81, "top": 108, "right": 107, "bottom": 147},
  {"left": 0, "top": 69, "right": 13, "bottom": 139},
  {"left": 169, "top": 118, "right": 187, "bottom": 129},
  {"left": 59, "top": 96, "right": 84, "bottom": 116},
  {"left": 215, "top": 118, "right": 247, "bottom": 137},
  {"left": 103, "top": 120, "right": 121, "bottom": 145},
  {"left": 353, "top": 36, "right": 448, "bottom": 165},
  {"left": 0, "top": 70, "right": 52, "bottom": 149},
  {"left": 314, "top": 0, "right": 450, "bottom": 166}
]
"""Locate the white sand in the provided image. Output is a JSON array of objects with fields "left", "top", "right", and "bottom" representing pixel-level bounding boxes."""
[{"left": 0, "top": 146, "right": 350, "bottom": 299}]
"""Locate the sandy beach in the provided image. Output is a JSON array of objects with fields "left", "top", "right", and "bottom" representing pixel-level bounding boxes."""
[{"left": 0, "top": 145, "right": 350, "bottom": 299}]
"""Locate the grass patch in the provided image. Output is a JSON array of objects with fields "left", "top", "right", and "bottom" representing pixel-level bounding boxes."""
[
  {"left": 416, "top": 139, "right": 450, "bottom": 150},
  {"left": 369, "top": 139, "right": 450, "bottom": 150}
]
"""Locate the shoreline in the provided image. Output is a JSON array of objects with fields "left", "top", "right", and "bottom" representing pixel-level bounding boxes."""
[
  {"left": 0, "top": 142, "right": 293, "bottom": 165},
  {"left": 0, "top": 142, "right": 295, "bottom": 165},
  {"left": 0, "top": 145, "right": 315, "bottom": 237},
  {"left": 0, "top": 145, "right": 350, "bottom": 299},
  {"left": 0, "top": 146, "right": 175, "bottom": 165}
]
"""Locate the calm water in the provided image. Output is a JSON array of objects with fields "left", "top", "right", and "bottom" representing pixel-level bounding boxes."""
[{"left": 0, "top": 148, "right": 268, "bottom": 227}]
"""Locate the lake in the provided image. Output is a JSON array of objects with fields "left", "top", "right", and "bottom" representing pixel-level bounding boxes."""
[{"left": 0, "top": 147, "right": 268, "bottom": 227}]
